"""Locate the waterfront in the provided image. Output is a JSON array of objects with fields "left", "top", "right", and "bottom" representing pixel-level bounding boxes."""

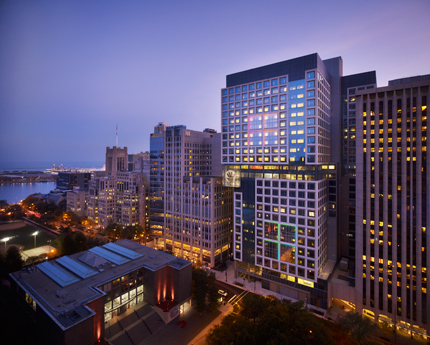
[
  {"left": 0, "top": 161, "right": 104, "bottom": 172},
  {"left": 0, "top": 181, "right": 56, "bottom": 204}
]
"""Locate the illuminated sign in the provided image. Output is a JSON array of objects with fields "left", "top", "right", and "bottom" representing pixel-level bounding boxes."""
[
  {"left": 222, "top": 166, "right": 241, "bottom": 188},
  {"left": 298, "top": 278, "right": 314, "bottom": 288}
]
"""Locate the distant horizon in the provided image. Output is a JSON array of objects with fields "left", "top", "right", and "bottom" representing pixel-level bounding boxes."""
[{"left": 0, "top": 160, "right": 105, "bottom": 172}]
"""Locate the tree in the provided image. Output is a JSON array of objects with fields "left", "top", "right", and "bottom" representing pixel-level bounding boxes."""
[
  {"left": 206, "top": 314, "right": 257, "bottom": 345},
  {"left": 7, "top": 204, "right": 25, "bottom": 220},
  {"left": 60, "top": 233, "right": 78, "bottom": 256},
  {"left": 240, "top": 293, "right": 270, "bottom": 322},
  {"left": 60, "top": 211, "right": 80, "bottom": 225},
  {"left": 73, "top": 231, "right": 88, "bottom": 252},
  {"left": 21, "top": 195, "right": 39, "bottom": 209},
  {"left": 4, "top": 246, "right": 24, "bottom": 273},
  {"left": 39, "top": 212, "right": 56, "bottom": 225},
  {"left": 192, "top": 267, "right": 209, "bottom": 315},
  {"left": 338, "top": 311, "right": 378, "bottom": 345},
  {"left": 206, "top": 294, "right": 334, "bottom": 345},
  {"left": 80, "top": 216, "right": 95, "bottom": 228},
  {"left": 87, "top": 235, "right": 107, "bottom": 248},
  {"left": 207, "top": 272, "right": 220, "bottom": 313},
  {"left": 104, "top": 221, "right": 123, "bottom": 238},
  {"left": 256, "top": 303, "right": 291, "bottom": 345}
]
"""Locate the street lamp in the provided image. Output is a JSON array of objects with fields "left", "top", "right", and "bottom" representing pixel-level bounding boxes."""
[
  {"left": 1, "top": 237, "right": 11, "bottom": 252},
  {"left": 32, "top": 231, "right": 39, "bottom": 248}
]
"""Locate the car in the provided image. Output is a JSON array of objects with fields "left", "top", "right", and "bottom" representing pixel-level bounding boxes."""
[{"left": 218, "top": 290, "right": 228, "bottom": 297}]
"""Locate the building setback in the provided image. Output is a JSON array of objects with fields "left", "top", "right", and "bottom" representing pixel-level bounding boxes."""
[{"left": 356, "top": 75, "right": 430, "bottom": 336}]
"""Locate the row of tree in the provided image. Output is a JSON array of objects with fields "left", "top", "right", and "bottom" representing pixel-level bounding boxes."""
[
  {"left": 21, "top": 194, "right": 66, "bottom": 219},
  {"left": 206, "top": 293, "right": 379, "bottom": 345},
  {"left": 52, "top": 227, "right": 107, "bottom": 256},
  {"left": 0, "top": 200, "right": 25, "bottom": 221},
  {"left": 103, "top": 221, "right": 148, "bottom": 241}
]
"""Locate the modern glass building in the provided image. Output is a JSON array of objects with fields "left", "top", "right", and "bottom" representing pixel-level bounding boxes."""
[
  {"left": 149, "top": 122, "right": 167, "bottom": 242},
  {"left": 221, "top": 53, "right": 343, "bottom": 310}
]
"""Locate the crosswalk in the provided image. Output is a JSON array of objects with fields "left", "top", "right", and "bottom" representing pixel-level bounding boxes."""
[{"left": 228, "top": 290, "right": 249, "bottom": 306}]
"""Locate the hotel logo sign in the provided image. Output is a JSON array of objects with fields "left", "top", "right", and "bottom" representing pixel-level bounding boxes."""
[{"left": 222, "top": 166, "right": 241, "bottom": 188}]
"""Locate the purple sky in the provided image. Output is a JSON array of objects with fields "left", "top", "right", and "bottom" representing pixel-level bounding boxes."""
[{"left": 1, "top": 0, "right": 429, "bottom": 163}]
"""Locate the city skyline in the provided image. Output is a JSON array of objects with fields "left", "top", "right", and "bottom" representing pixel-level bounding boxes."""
[{"left": 1, "top": 0, "right": 430, "bottom": 163}]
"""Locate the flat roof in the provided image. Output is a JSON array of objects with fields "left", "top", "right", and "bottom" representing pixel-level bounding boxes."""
[{"left": 10, "top": 240, "right": 191, "bottom": 330}]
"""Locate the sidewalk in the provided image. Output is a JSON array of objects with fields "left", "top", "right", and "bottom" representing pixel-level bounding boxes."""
[{"left": 187, "top": 303, "right": 233, "bottom": 345}]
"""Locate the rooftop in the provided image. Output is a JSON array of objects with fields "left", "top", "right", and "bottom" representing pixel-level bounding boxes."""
[{"left": 10, "top": 240, "right": 190, "bottom": 330}]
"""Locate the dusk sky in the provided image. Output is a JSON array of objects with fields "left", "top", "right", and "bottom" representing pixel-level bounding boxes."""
[{"left": 1, "top": 0, "right": 429, "bottom": 164}]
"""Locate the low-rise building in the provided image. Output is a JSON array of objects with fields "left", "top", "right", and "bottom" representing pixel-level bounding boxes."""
[
  {"left": 66, "top": 186, "right": 87, "bottom": 217},
  {"left": 9, "top": 240, "right": 192, "bottom": 345}
]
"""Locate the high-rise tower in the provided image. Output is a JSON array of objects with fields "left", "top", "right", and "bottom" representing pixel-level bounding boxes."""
[
  {"left": 356, "top": 75, "right": 430, "bottom": 336},
  {"left": 221, "top": 53, "right": 343, "bottom": 310}
]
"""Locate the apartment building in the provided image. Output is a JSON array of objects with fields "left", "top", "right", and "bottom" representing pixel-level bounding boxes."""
[{"left": 66, "top": 186, "right": 86, "bottom": 217}]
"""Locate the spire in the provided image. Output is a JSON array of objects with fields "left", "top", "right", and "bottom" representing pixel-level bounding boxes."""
[{"left": 116, "top": 124, "right": 118, "bottom": 147}]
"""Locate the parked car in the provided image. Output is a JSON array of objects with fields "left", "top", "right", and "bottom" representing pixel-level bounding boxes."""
[{"left": 218, "top": 289, "right": 228, "bottom": 297}]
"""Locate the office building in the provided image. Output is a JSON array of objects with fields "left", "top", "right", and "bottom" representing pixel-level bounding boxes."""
[
  {"left": 149, "top": 122, "right": 167, "bottom": 239},
  {"left": 162, "top": 125, "right": 233, "bottom": 267},
  {"left": 356, "top": 75, "right": 430, "bottom": 336},
  {"left": 10, "top": 240, "right": 191, "bottom": 345},
  {"left": 57, "top": 172, "right": 92, "bottom": 191},
  {"left": 337, "top": 72, "right": 377, "bottom": 264}
]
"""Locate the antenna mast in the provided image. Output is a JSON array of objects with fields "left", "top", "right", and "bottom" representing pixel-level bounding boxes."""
[{"left": 116, "top": 124, "right": 118, "bottom": 147}]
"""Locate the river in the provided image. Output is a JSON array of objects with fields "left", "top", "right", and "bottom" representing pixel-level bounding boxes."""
[{"left": 0, "top": 181, "right": 56, "bottom": 204}]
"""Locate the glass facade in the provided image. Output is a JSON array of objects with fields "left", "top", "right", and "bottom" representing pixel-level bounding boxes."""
[
  {"left": 223, "top": 54, "right": 341, "bottom": 312},
  {"left": 150, "top": 124, "right": 166, "bottom": 241}
]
